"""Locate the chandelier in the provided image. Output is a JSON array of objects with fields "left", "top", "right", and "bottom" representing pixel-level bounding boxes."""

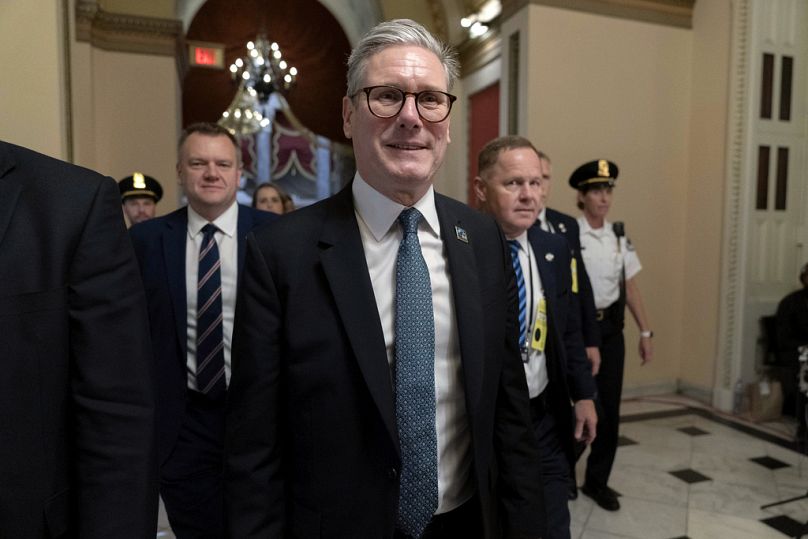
[{"left": 219, "top": 34, "right": 299, "bottom": 135}]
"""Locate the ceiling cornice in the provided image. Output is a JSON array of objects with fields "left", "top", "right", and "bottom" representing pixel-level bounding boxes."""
[
  {"left": 76, "top": 0, "right": 182, "bottom": 56},
  {"left": 501, "top": 0, "right": 696, "bottom": 29}
]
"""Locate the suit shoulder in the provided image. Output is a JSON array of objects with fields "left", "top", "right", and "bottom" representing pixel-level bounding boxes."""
[
  {"left": 2, "top": 141, "right": 109, "bottom": 190},
  {"left": 129, "top": 207, "right": 185, "bottom": 240}
]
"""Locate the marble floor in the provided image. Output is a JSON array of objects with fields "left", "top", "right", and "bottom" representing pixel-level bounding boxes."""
[
  {"left": 157, "top": 395, "right": 808, "bottom": 538},
  {"left": 571, "top": 395, "right": 808, "bottom": 538}
]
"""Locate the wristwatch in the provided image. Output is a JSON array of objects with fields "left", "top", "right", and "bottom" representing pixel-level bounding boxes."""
[{"left": 640, "top": 330, "right": 654, "bottom": 338}]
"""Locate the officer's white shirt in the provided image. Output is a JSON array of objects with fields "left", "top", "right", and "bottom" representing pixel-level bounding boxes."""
[
  {"left": 510, "top": 232, "right": 549, "bottom": 399},
  {"left": 577, "top": 217, "right": 641, "bottom": 309}
]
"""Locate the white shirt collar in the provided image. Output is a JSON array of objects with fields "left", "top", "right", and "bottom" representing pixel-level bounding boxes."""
[
  {"left": 579, "top": 216, "right": 610, "bottom": 236},
  {"left": 187, "top": 200, "right": 239, "bottom": 239},
  {"left": 352, "top": 172, "right": 440, "bottom": 241},
  {"left": 538, "top": 207, "right": 548, "bottom": 224},
  {"left": 509, "top": 230, "right": 530, "bottom": 252}
]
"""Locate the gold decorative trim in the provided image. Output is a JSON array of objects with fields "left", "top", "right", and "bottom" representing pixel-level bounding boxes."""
[
  {"left": 716, "top": 0, "right": 750, "bottom": 397},
  {"left": 502, "top": 0, "right": 696, "bottom": 29},
  {"left": 76, "top": 0, "right": 182, "bottom": 56},
  {"left": 425, "top": 0, "right": 450, "bottom": 44},
  {"left": 457, "top": 29, "right": 501, "bottom": 77}
]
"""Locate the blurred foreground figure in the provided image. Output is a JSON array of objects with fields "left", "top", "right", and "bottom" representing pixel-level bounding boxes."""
[{"left": 0, "top": 140, "right": 157, "bottom": 537}]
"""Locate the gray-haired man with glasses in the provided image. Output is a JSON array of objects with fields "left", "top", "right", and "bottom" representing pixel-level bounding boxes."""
[{"left": 226, "top": 18, "right": 543, "bottom": 539}]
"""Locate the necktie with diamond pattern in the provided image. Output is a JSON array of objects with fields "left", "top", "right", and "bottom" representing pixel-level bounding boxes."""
[{"left": 394, "top": 207, "right": 438, "bottom": 538}]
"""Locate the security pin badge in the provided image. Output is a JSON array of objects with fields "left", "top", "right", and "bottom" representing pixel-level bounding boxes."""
[
  {"left": 455, "top": 225, "right": 469, "bottom": 243},
  {"left": 545, "top": 253, "right": 554, "bottom": 262}
]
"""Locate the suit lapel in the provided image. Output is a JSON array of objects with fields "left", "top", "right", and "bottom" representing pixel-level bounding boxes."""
[
  {"left": 318, "top": 188, "right": 398, "bottom": 449},
  {"left": 235, "top": 204, "right": 251, "bottom": 276},
  {"left": 436, "top": 196, "right": 484, "bottom": 415},
  {"left": 0, "top": 144, "right": 21, "bottom": 250},
  {"left": 528, "top": 225, "right": 557, "bottom": 298},
  {"left": 162, "top": 208, "right": 189, "bottom": 358}
]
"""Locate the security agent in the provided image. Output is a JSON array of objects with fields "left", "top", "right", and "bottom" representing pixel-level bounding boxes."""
[
  {"left": 570, "top": 159, "right": 653, "bottom": 511},
  {"left": 119, "top": 172, "right": 163, "bottom": 226},
  {"left": 474, "top": 136, "right": 597, "bottom": 539}
]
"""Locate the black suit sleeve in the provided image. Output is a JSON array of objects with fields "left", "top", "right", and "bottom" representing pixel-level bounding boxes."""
[
  {"left": 576, "top": 255, "right": 601, "bottom": 348},
  {"left": 494, "top": 232, "right": 545, "bottom": 539},
  {"left": 70, "top": 178, "right": 157, "bottom": 538},
  {"left": 554, "top": 243, "right": 597, "bottom": 401},
  {"left": 226, "top": 233, "right": 286, "bottom": 537}
]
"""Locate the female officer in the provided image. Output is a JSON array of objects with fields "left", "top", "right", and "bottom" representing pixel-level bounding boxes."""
[{"left": 570, "top": 159, "right": 653, "bottom": 511}]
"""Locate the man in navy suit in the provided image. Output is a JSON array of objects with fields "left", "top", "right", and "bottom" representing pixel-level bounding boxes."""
[
  {"left": 226, "top": 19, "right": 543, "bottom": 539},
  {"left": 474, "top": 135, "right": 597, "bottom": 539},
  {"left": 130, "top": 123, "right": 276, "bottom": 537}
]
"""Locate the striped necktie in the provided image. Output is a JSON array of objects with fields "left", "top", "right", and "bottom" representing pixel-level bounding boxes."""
[
  {"left": 508, "top": 240, "right": 528, "bottom": 353},
  {"left": 394, "top": 207, "right": 438, "bottom": 538},
  {"left": 196, "top": 224, "right": 226, "bottom": 398}
]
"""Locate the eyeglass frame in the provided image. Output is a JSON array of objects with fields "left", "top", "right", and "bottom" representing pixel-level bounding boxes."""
[{"left": 352, "top": 85, "right": 458, "bottom": 123}]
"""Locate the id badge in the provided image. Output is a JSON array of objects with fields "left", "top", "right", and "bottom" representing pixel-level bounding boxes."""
[
  {"left": 531, "top": 297, "right": 548, "bottom": 352},
  {"left": 571, "top": 258, "right": 579, "bottom": 293}
]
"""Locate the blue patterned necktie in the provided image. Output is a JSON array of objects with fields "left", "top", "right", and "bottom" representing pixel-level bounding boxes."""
[
  {"left": 394, "top": 208, "right": 438, "bottom": 538},
  {"left": 196, "top": 224, "right": 226, "bottom": 398},
  {"left": 508, "top": 240, "right": 528, "bottom": 353}
]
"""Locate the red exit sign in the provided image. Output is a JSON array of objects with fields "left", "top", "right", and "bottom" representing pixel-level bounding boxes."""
[{"left": 187, "top": 41, "right": 224, "bottom": 69}]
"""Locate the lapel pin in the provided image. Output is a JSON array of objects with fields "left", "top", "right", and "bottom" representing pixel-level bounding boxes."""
[
  {"left": 454, "top": 225, "right": 468, "bottom": 243},
  {"left": 558, "top": 222, "right": 567, "bottom": 233},
  {"left": 545, "top": 253, "right": 555, "bottom": 262}
]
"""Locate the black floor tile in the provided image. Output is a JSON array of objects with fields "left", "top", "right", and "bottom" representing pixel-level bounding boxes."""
[
  {"left": 762, "top": 514, "right": 808, "bottom": 537},
  {"left": 750, "top": 455, "right": 791, "bottom": 470},
  {"left": 617, "top": 435, "right": 638, "bottom": 447},
  {"left": 669, "top": 468, "right": 711, "bottom": 484},
  {"left": 677, "top": 426, "right": 710, "bottom": 436}
]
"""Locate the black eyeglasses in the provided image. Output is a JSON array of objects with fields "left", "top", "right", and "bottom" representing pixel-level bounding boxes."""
[{"left": 354, "top": 85, "right": 457, "bottom": 123}]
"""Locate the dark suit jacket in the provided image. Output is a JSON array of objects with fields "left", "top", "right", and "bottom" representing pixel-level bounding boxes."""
[
  {"left": 545, "top": 208, "right": 600, "bottom": 348},
  {"left": 527, "top": 224, "right": 597, "bottom": 467},
  {"left": 129, "top": 204, "right": 276, "bottom": 464},
  {"left": 0, "top": 141, "right": 157, "bottom": 538},
  {"left": 226, "top": 186, "right": 543, "bottom": 538}
]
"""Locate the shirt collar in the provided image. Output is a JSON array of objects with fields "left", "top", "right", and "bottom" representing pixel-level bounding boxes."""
[
  {"left": 352, "top": 172, "right": 440, "bottom": 241},
  {"left": 538, "top": 207, "right": 547, "bottom": 224},
  {"left": 509, "top": 230, "right": 529, "bottom": 252},
  {"left": 187, "top": 200, "right": 239, "bottom": 239},
  {"left": 579, "top": 216, "right": 610, "bottom": 236}
]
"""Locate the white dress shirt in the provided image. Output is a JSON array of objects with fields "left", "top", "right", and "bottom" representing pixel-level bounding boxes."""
[
  {"left": 537, "top": 207, "right": 554, "bottom": 233},
  {"left": 352, "top": 173, "right": 472, "bottom": 515},
  {"left": 577, "top": 217, "right": 642, "bottom": 309},
  {"left": 510, "top": 232, "right": 549, "bottom": 398},
  {"left": 185, "top": 201, "right": 239, "bottom": 390}
]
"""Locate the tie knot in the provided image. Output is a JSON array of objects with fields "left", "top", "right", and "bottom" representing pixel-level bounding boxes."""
[
  {"left": 201, "top": 223, "right": 218, "bottom": 239},
  {"left": 398, "top": 208, "right": 422, "bottom": 235},
  {"left": 508, "top": 239, "right": 520, "bottom": 257}
]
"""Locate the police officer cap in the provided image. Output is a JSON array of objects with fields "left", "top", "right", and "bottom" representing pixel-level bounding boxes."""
[
  {"left": 569, "top": 159, "right": 619, "bottom": 190},
  {"left": 119, "top": 172, "right": 163, "bottom": 202}
]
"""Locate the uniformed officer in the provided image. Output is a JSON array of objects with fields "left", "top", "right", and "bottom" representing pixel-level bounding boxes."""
[
  {"left": 570, "top": 159, "right": 653, "bottom": 511},
  {"left": 119, "top": 172, "right": 163, "bottom": 226}
]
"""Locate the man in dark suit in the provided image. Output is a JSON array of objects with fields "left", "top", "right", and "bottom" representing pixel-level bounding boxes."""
[
  {"left": 474, "top": 135, "right": 597, "bottom": 539},
  {"left": 0, "top": 141, "right": 157, "bottom": 537},
  {"left": 129, "top": 123, "right": 276, "bottom": 537},
  {"left": 536, "top": 151, "right": 602, "bottom": 500},
  {"left": 536, "top": 151, "right": 601, "bottom": 377},
  {"left": 226, "top": 19, "right": 543, "bottom": 539}
]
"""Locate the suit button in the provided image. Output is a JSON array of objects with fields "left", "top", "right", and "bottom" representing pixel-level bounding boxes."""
[{"left": 387, "top": 467, "right": 398, "bottom": 480}]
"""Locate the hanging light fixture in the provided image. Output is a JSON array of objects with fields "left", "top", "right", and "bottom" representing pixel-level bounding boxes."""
[{"left": 219, "top": 34, "right": 299, "bottom": 135}]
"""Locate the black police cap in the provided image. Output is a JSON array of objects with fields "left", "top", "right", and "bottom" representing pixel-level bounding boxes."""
[
  {"left": 569, "top": 159, "right": 619, "bottom": 190},
  {"left": 118, "top": 172, "right": 163, "bottom": 202}
]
